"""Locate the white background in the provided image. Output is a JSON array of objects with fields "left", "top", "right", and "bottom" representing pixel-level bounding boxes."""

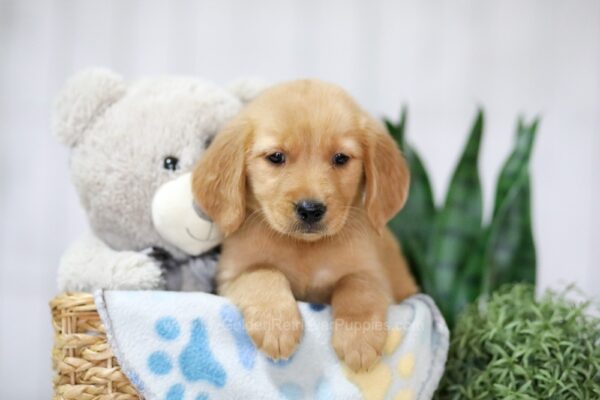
[{"left": 1, "top": 0, "right": 599, "bottom": 398}]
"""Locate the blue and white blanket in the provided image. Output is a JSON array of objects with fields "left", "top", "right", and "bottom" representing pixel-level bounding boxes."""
[{"left": 95, "top": 291, "right": 448, "bottom": 400}]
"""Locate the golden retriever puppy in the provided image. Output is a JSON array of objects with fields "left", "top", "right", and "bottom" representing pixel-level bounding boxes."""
[{"left": 192, "top": 80, "right": 418, "bottom": 372}]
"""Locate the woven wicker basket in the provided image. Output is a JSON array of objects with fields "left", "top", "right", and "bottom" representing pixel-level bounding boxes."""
[{"left": 50, "top": 292, "right": 141, "bottom": 400}]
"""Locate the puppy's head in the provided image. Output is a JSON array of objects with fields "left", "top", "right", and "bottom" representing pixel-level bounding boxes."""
[{"left": 192, "top": 80, "right": 409, "bottom": 240}]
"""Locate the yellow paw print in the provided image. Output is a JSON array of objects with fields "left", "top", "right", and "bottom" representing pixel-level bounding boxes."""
[
  {"left": 343, "top": 362, "right": 392, "bottom": 400},
  {"left": 397, "top": 353, "right": 415, "bottom": 377},
  {"left": 343, "top": 328, "right": 419, "bottom": 400},
  {"left": 383, "top": 328, "right": 403, "bottom": 355},
  {"left": 394, "top": 388, "right": 414, "bottom": 400}
]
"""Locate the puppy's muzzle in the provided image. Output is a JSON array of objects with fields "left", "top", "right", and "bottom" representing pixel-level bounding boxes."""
[{"left": 295, "top": 199, "right": 327, "bottom": 224}]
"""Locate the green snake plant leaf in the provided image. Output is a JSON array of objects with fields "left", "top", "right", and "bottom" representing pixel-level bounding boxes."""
[
  {"left": 452, "top": 119, "right": 538, "bottom": 321},
  {"left": 385, "top": 108, "right": 437, "bottom": 292},
  {"left": 385, "top": 107, "right": 538, "bottom": 328},
  {"left": 482, "top": 120, "right": 538, "bottom": 294},
  {"left": 482, "top": 170, "right": 536, "bottom": 295},
  {"left": 427, "top": 110, "right": 484, "bottom": 321},
  {"left": 493, "top": 118, "right": 539, "bottom": 218},
  {"left": 452, "top": 235, "right": 487, "bottom": 323}
]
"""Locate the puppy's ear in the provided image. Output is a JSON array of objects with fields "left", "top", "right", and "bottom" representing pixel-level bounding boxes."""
[
  {"left": 192, "top": 116, "right": 250, "bottom": 236},
  {"left": 362, "top": 115, "right": 410, "bottom": 233}
]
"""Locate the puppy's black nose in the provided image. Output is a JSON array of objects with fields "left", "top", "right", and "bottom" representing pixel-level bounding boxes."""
[{"left": 295, "top": 200, "right": 327, "bottom": 224}]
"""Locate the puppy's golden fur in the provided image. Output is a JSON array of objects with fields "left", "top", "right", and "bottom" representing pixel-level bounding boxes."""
[{"left": 192, "top": 80, "right": 418, "bottom": 372}]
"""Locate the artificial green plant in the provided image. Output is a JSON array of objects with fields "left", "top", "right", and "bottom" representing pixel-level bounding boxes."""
[
  {"left": 436, "top": 284, "right": 600, "bottom": 399},
  {"left": 385, "top": 109, "right": 539, "bottom": 328}
]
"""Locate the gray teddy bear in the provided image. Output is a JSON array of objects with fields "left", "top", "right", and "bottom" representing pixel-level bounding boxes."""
[{"left": 54, "top": 68, "right": 263, "bottom": 292}]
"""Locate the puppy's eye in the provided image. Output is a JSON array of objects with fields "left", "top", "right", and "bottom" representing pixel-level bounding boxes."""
[
  {"left": 267, "top": 152, "right": 286, "bottom": 165},
  {"left": 163, "top": 156, "right": 179, "bottom": 171},
  {"left": 332, "top": 153, "right": 350, "bottom": 166}
]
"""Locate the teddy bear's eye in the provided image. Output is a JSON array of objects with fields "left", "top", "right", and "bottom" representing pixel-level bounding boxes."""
[{"left": 163, "top": 156, "right": 179, "bottom": 171}]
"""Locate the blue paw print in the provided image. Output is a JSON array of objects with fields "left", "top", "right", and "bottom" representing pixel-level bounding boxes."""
[
  {"left": 220, "top": 304, "right": 295, "bottom": 368},
  {"left": 180, "top": 320, "right": 226, "bottom": 386},
  {"left": 220, "top": 304, "right": 336, "bottom": 399},
  {"left": 279, "top": 383, "right": 303, "bottom": 400},
  {"left": 278, "top": 377, "right": 334, "bottom": 400},
  {"left": 219, "top": 305, "right": 257, "bottom": 370},
  {"left": 147, "top": 317, "right": 226, "bottom": 400}
]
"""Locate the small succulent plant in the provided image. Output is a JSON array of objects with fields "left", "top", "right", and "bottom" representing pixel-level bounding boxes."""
[{"left": 385, "top": 109, "right": 539, "bottom": 328}]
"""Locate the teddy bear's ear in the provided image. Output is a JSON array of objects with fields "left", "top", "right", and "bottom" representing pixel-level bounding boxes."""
[
  {"left": 226, "top": 78, "right": 268, "bottom": 105},
  {"left": 54, "top": 68, "right": 126, "bottom": 147}
]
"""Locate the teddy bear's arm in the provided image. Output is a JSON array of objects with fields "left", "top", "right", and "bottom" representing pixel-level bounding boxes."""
[{"left": 57, "top": 233, "right": 164, "bottom": 292}]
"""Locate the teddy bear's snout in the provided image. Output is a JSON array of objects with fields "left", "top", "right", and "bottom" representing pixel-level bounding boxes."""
[
  {"left": 192, "top": 201, "right": 212, "bottom": 222},
  {"left": 152, "top": 173, "right": 222, "bottom": 256}
]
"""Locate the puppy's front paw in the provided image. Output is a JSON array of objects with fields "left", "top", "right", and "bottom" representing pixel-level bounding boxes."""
[
  {"left": 243, "top": 301, "right": 304, "bottom": 360},
  {"left": 332, "top": 315, "right": 387, "bottom": 372}
]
